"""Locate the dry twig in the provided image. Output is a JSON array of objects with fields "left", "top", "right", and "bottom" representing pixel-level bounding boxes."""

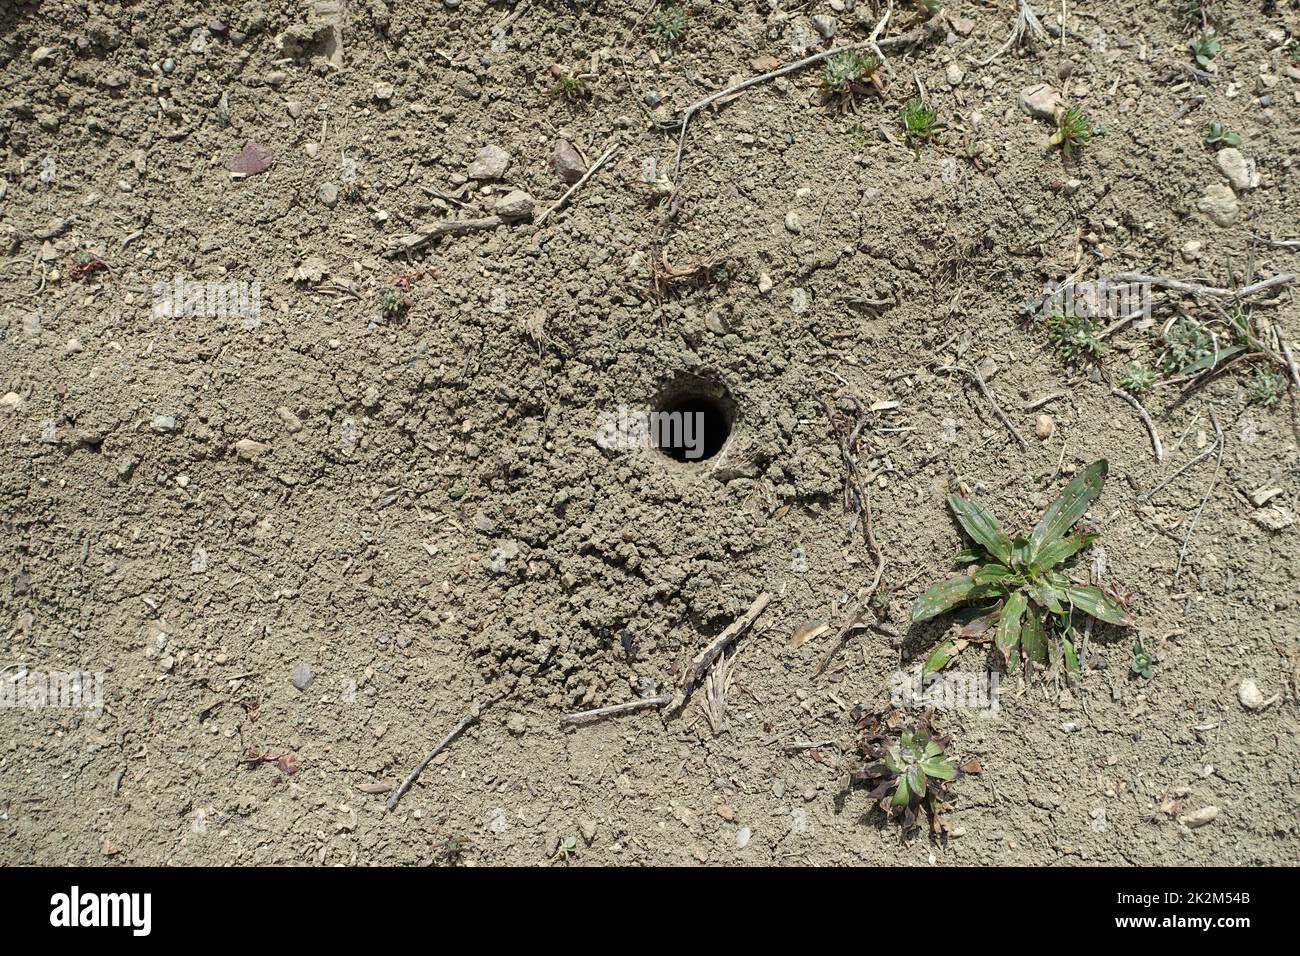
[
  {"left": 940, "top": 365, "right": 1027, "bottom": 448},
  {"left": 664, "top": 593, "right": 772, "bottom": 716},
  {"left": 385, "top": 216, "right": 505, "bottom": 256},
  {"left": 535, "top": 142, "right": 620, "bottom": 227},
  {"left": 668, "top": 13, "right": 942, "bottom": 187},
  {"left": 387, "top": 695, "right": 503, "bottom": 810},
  {"left": 560, "top": 695, "right": 671, "bottom": 724},
  {"left": 980, "top": 0, "right": 1050, "bottom": 66},
  {"left": 1112, "top": 271, "right": 1294, "bottom": 301},
  {"left": 1111, "top": 387, "right": 1163, "bottom": 463}
]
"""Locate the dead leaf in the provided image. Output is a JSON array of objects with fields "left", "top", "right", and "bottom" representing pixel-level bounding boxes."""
[
  {"left": 275, "top": 752, "right": 300, "bottom": 775},
  {"left": 789, "top": 620, "right": 829, "bottom": 649},
  {"left": 226, "top": 142, "right": 274, "bottom": 177}
]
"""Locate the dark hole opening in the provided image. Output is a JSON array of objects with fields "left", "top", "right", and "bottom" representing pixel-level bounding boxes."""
[{"left": 653, "top": 394, "right": 731, "bottom": 463}]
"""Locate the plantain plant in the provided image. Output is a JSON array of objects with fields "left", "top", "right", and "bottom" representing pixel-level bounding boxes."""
[
  {"left": 912, "top": 460, "right": 1133, "bottom": 675},
  {"left": 849, "top": 705, "right": 977, "bottom": 834}
]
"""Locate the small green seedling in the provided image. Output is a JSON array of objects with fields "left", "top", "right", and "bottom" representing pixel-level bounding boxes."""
[
  {"left": 553, "top": 835, "right": 578, "bottom": 861},
  {"left": 1288, "top": 39, "right": 1300, "bottom": 64},
  {"left": 1157, "top": 317, "right": 1216, "bottom": 375},
  {"left": 1205, "top": 121, "right": 1241, "bottom": 148},
  {"left": 1045, "top": 311, "right": 1105, "bottom": 364},
  {"left": 650, "top": 6, "right": 687, "bottom": 46},
  {"left": 1120, "top": 363, "right": 1157, "bottom": 395},
  {"left": 381, "top": 288, "right": 409, "bottom": 319},
  {"left": 1129, "top": 640, "right": 1154, "bottom": 680},
  {"left": 902, "top": 98, "right": 939, "bottom": 151},
  {"left": 820, "top": 50, "right": 884, "bottom": 109},
  {"left": 550, "top": 69, "right": 590, "bottom": 101},
  {"left": 1190, "top": 30, "right": 1220, "bottom": 68},
  {"left": 432, "top": 832, "right": 470, "bottom": 866},
  {"left": 849, "top": 706, "right": 975, "bottom": 834},
  {"left": 913, "top": 460, "right": 1134, "bottom": 675},
  {"left": 1050, "top": 106, "right": 1094, "bottom": 157},
  {"left": 1248, "top": 366, "right": 1287, "bottom": 408}
]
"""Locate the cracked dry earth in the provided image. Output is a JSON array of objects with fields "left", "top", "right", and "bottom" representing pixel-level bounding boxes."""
[{"left": 2, "top": 0, "right": 1299, "bottom": 866}]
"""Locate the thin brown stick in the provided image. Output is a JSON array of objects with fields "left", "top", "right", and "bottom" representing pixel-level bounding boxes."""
[
  {"left": 813, "top": 592, "right": 888, "bottom": 676},
  {"left": 1277, "top": 334, "right": 1300, "bottom": 390},
  {"left": 1249, "top": 235, "right": 1300, "bottom": 250},
  {"left": 669, "top": 14, "right": 939, "bottom": 185},
  {"left": 940, "top": 365, "right": 1027, "bottom": 448},
  {"left": 1024, "top": 391, "right": 1067, "bottom": 411},
  {"left": 560, "top": 694, "right": 670, "bottom": 724},
  {"left": 1138, "top": 439, "right": 1218, "bottom": 503},
  {"left": 1111, "top": 387, "right": 1163, "bottom": 463},
  {"left": 664, "top": 592, "right": 772, "bottom": 716},
  {"left": 813, "top": 395, "right": 889, "bottom": 675},
  {"left": 385, "top": 216, "right": 505, "bottom": 256},
  {"left": 535, "top": 143, "right": 620, "bottom": 227},
  {"left": 386, "top": 694, "right": 502, "bottom": 810},
  {"left": 1099, "top": 305, "right": 1149, "bottom": 340},
  {"left": 1111, "top": 271, "right": 1294, "bottom": 301}
]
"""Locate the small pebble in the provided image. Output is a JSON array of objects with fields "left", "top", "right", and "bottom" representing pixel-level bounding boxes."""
[
  {"left": 1179, "top": 806, "right": 1218, "bottom": 829},
  {"left": 290, "top": 664, "right": 315, "bottom": 691}
]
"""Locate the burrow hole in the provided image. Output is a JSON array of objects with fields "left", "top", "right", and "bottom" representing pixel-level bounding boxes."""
[{"left": 651, "top": 376, "right": 735, "bottom": 464}]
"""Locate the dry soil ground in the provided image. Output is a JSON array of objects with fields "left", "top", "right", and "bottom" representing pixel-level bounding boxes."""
[{"left": 1, "top": 0, "right": 1298, "bottom": 866}]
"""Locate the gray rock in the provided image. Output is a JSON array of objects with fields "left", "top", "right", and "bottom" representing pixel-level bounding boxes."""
[
  {"left": 495, "top": 189, "right": 534, "bottom": 220},
  {"left": 290, "top": 663, "right": 314, "bottom": 691},
  {"left": 151, "top": 415, "right": 178, "bottom": 433},
  {"left": 488, "top": 540, "right": 520, "bottom": 573},
  {"left": 1215, "top": 148, "right": 1258, "bottom": 191},
  {"left": 468, "top": 144, "right": 510, "bottom": 180},
  {"left": 811, "top": 15, "right": 836, "bottom": 39},
  {"left": 1251, "top": 506, "right": 1294, "bottom": 531},
  {"left": 319, "top": 182, "right": 339, "bottom": 207},
  {"left": 276, "top": 406, "right": 303, "bottom": 433},
  {"left": 233, "top": 438, "right": 270, "bottom": 460},
  {"left": 1196, "top": 183, "right": 1239, "bottom": 227},
  {"left": 551, "top": 139, "right": 586, "bottom": 184},
  {"left": 1019, "top": 83, "right": 1061, "bottom": 120}
]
